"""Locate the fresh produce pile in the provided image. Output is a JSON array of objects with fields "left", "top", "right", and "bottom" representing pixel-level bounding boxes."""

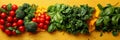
[
  {"left": 0, "top": 3, "right": 120, "bottom": 36},
  {"left": 0, "top": 4, "right": 25, "bottom": 35},
  {"left": 96, "top": 4, "right": 120, "bottom": 36},
  {"left": 47, "top": 4, "right": 95, "bottom": 34}
]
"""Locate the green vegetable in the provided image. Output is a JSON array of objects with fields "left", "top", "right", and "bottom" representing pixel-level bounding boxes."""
[
  {"left": 112, "top": 30, "right": 118, "bottom": 36},
  {"left": 47, "top": 4, "right": 94, "bottom": 34},
  {"left": 48, "top": 24, "right": 57, "bottom": 32},
  {"left": 7, "top": 3, "right": 12, "bottom": 11},
  {"left": 25, "top": 21, "right": 37, "bottom": 32},
  {"left": 0, "top": 8, "right": 7, "bottom": 13},
  {"left": 16, "top": 9, "right": 25, "bottom": 19},
  {"left": 16, "top": 30, "right": 21, "bottom": 34},
  {"left": 96, "top": 4, "right": 120, "bottom": 36},
  {"left": 15, "top": 3, "right": 37, "bottom": 32}
]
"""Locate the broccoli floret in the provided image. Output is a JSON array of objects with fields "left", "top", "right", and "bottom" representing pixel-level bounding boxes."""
[
  {"left": 15, "top": 9, "right": 25, "bottom": 19},
  {"left": 25, "top": 21, "right": 37, "bottom": 32}
]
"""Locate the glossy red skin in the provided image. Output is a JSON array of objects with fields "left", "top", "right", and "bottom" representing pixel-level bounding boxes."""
[
  {"left": 39, "top": 18, "right": 45, "bottom": 23},
  {"left": 12, "top": 4, "right": 18, "bottom": 11},
  {"left": 0, "top": 25, "right": 5, "bottom": 31},
  {"left": 6, "top": 22, "right": 11, "bottom": 27},
  {"left": 9, "top": 11, "right": 15, "bottom": 17},
  {"left": 12, "top": 30, "right": 16, "bottom": 35},
  {"left": 38, "top": 23, "right": 44, "bottom": 28},
  {"left": 45, "top": 15, "right": 51, "bottom": 21},
  {"left": 13, "top": 17, "right": 18, "bottom": 22},
  {"left": 43, "top": 25, "right": 48, "bottom": 30},
  {"left": 7, "top": 16, "right": 13, "bottom": 23},
  {"left": 32, "top": 18, "right": 37, "bottom": 22},
  {"left": 18, "top": 26, "right": 25, "bottom": 32},
  {"left": 17, "top": 19, "right": 23, "bottom": 26},
  {"left": 1, "top": 4, "right": 7, "bottom": 10},
  {"left": 0, "top": 19, "right": 5, "bottom": 25},
  {"left": 40, "top": 14, "right": 45, "bottom": 18},
  {"left": 45, "top": 20, "right": 50, "bottom": 25},
  {"left": 12, "top": 22, "right": 17, "bottom": 27},
  {"left": 0, "top": 12, "right": 7, "bottom": 19},
  {"left": 36, "top": 17, "right": 40, "bottom": 23},
  {"left": 5, "top": 29, "right": 11, "bottom": 35}
]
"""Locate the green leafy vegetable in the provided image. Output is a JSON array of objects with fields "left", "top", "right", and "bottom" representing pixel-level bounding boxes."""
[
  {"left": 47, "top": 4, "right": 94, "bottom": 34},
  {"left": 96, "top": 4, "right": 120, "bottom": 36}
]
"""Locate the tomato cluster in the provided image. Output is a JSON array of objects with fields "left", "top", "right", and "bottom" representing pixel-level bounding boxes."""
[
  {"left": 32, "top": 13, "right": 50, "bottom": 30},
  {"left": 0, "top": 4, "right": 25, "bottom": 36}
]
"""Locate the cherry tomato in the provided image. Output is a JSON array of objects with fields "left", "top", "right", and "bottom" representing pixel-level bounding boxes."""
[
  {"left": 7, "top": 16, "right": 13, "bottom": 23},
  {"left": 12, "top": 4, "right": 18, "bottom": 11},
  {"left": 9, "top": 11, "right": 15, "bottom": 17},
  {"left": 32, "top": 18, "right": 37, "bottom": 22},
  {"left": 0, "top": 12, "right": 7, "bottom": 19},
  {"left": 0, "top": 19, "right": 5, "bottom": 25},
  {"left": 17, "top": 20, "right": 23, "bottom": 26},
  {"left": 13, "top": 17, "right": 18, "bottom": 22},
  {"left": 12, "top": 22, "right": 17, "bottom": 27},
  {"left": 36, "top": 17, "right": 40, "bottom": 23},
  {"left": 12, "top": 30, "right": 16, "bottom": 35},
  {"left": 45, "top": 15, "right": 51, "bottom": 21},
  {"left": 0, "top": 25, "right": 5, "bottom": 31},
  {"left": 1, "top": 4, "right": 7, "bottom": 10},
  {"left": 39, "top": 18, "right": 45, "bottom": 23},
  {"left": 43, "top": 25, "right": 48, "bottom": 30},
  {"left": 45, "top": 21, "right": 50, "bottom": 25},
  {"left": 18, "top": 26, "right": 25, "bottom": 32},
  {"left": 5, "top": 29, "right": 11, "bottom": 35},
  {"left": 40, "top": 14, "right": 45, "bottom": 18},
  {"left": 6, "top": 22, "right": 11, "bottom": 27},
  {"left": 38, "top": 23, "right": 44, "bottom": 28}
]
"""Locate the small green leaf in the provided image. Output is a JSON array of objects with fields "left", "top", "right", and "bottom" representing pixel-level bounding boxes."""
[
  {"left": 103, "top": 16, "right": 110, "bottom": 26},
  {"left": 96, "top": 17, "right": 103, "bottom": 26},
  {"left": 112, "top": 31, "right": 118, "bottom": 36},
  {"left": 8, "top": 27, "right": 14, "bottom": 31},
  {"left": 97, "top": 4, "right": 103, "bottom": 10},
  {"left": 7, "top": 3, "right": 12, "bottom": 11},
  {"left": 48, "top": 24, "right": 56, "bottom": 32},
  {"left": 16, "top": 30, "right": 21, "bottom": 34}
]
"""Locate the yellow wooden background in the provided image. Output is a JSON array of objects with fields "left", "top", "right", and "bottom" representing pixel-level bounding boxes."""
[{"left": 0, "top": 0, "right": 120, "bottom": 40}]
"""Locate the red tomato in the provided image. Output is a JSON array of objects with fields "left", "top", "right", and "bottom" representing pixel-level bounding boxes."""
[
  {"left": 43, "top": 25, "right": 48, "bottom": 30},
  {"left": 0, "top": 19, "right": 5, "bottom": 25},
  {"left": 45, "top": 15, "right": 51, "bottom": 21},
  {"left": 36, "top": 17, "right": 40, "bottom": 23},
  {"left": 45, "top": 21, "right": 50, "bottom": 25},
  {"left": 13, "top": 17, "right": 18, "bottom": 22},
  {"left": 32, "top": 18, "right": 37, "bottom": 22},
  {"left": 6, "top": 22, "right": 11, "bottom": 27},
  {"left": 39, "top": 18, "right": 45, "bottom": 23},
  {"left": 1, "top": 4, "right": 7, "bottom": 10},
  {"left": 5, "top": 29, "right": 11, "bottom": 35},
  {"left": 7, "top": 16, "right": 13, "bottom": 23},
  {"left": 17, "top": 20, "right": 23, "bottom": 26},
  {"left": 12, "top": 4, "right": 18, "bottom": 11},
  {"left": 18, "top": 26, "right": 25, "bottom": 32},
  {"left": 40, "top": 14, "right": 45, "bottom": 18},
  {"left": 12, "top": 30, "right": 16, "bottom": 35},
  {"left": 12, "top": 22, "right": 17, "bottom": 27},
  {"left": 9, "top": 11, "right": 15, "bottom": 17},
  {"left": 0, "top": 12, "right": 7, "bottom": 19},
  {"left": 38, "top": 23, "right": 44, "bottom": 28},
  {"left": 0, "top": 25, "right": 5, "bottom": 31}
]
